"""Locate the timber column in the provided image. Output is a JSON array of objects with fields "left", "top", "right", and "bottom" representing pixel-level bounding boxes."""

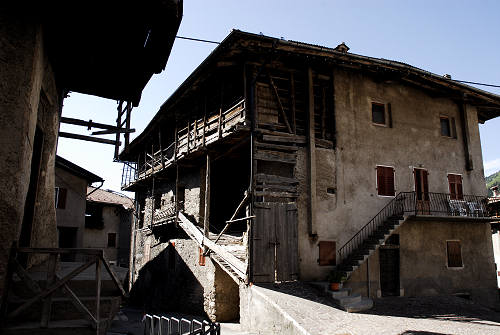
[{"left": 307, "top": 67, "right": 317, "bottom": 236}]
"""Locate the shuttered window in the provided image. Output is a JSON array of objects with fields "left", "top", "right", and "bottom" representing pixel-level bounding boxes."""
[
  {"left": 318, "top": 241, "right": 336, "bottom": 266},
  {"left": 447, "top": 241, "right": 463, "bottom": 268},
  {"left": 199, "top": 247, "right": 206, "bottom": 266},
  {"left": 377, "top": 166, "right": 395, "bottom": 196},
  {"left": 448, "top": 174, "right": 463, "bottom": 200}
]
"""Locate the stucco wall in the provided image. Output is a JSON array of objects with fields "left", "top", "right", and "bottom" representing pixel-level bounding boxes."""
[
  {"left": 0, "top": 17, "right": 59, "bottom": 300},
  {"left": 84, "top": 205, "right": 122, "bottom": 262},
  {"left": 55, "top": 167, "right": 87, "bottom": 248},
  {"left": 297, "top": 68, "right": 490, "bottom": 282}
]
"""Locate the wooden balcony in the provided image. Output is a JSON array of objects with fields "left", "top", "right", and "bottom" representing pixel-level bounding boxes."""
[{"left": 122, "top": 99, "right": 247, "bottom": 189}]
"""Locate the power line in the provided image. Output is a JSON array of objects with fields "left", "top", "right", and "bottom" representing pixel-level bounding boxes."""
[
  {"left": 176, "top": 35, "right": 220, "bottom": 45},
  {"left": 452, "top": 80, "right": 500, "bottom": 89}
]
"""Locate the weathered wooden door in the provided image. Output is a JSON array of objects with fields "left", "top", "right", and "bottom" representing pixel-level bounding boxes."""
[
  {"left": 414, "top": 168, "right": 430, "bottom": 214},
  {"left": 380, "top": 234, "right": 400, "bottom": 297},
  {"left": 252, "top": 202, "right": 298, "bottom": 283}
]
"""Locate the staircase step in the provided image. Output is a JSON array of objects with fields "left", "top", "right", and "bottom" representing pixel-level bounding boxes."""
[
  {"left": 343, "top": 297, "right": 374, "bottom": 313},
  {"left": 333, "top": 293, "right": 362, "bottom": 306},
  {"left": 329, "top": 288, "right": 350, "bottom": 299}
]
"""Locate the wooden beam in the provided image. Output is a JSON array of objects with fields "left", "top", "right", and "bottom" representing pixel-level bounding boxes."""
[
  {"left": 40, "top": 254, "right": 57, "bottom": 328},
  {"left": 159, "top": 131, "right": 165, "bottom": 169},
  {"left": 60, "top": 117, "right": 119, "bottom": 131},
  {"left": 460, "top": 102, "right": 474, "bottom": 171},
  {"left": 125, "top": 101, "right": 132, "bottom": 147},
  {"left": 290, "top": 72, "right": 297, "bottom": 134},
  {"left": 215, "top": 192, "right": 249, "bottom": 244},
  {"left": 268, "top": 73, "right": 293, "bottom": 133},
  {"left": 307, "top": 67, "right": 317, "bottom": 236},
  {"left": 115, "top": 101, "right": 123, "bottom": 159},
  {"left": 95, "top": 256, "right": 101, "bottom": 334},
  {"left": 58, "top": 132, "right": 119, "bottom": 145},
  {"left": 203, "top": 153, "right": 211, "bottom": 245},
  {"left": 91, "top": 128, "right": 135, "bottom": 136}
]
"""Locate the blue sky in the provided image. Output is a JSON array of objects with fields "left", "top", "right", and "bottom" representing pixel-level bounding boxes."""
[{"left": 57, "top": 0, "right": 500, "bottom": 193}]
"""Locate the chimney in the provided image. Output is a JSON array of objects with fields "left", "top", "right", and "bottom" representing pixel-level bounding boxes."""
[
  {"left": 334, "top": 42, "right": 349, "bottom": 54},
  {"left": 492, "top": 185, "right": 500, "bottom": 198}
]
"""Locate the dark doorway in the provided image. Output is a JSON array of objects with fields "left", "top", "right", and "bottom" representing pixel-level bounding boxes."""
[
  {"left": 414, "top": 168, "right": 430, "bottom": 214},
  {"left": 58, "top": 227, "right": 78, "bottom": 261},
  {"left": 19, "top": 126, "right": 44, "bottom": 265},
  {"left": 380, "top": 234, "right": 400, "bottom": 297}
]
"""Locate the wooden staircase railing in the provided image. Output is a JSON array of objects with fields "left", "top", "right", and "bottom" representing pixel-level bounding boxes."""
[{"left": 0, "top": 247, "right": 127, "bottom": 334}]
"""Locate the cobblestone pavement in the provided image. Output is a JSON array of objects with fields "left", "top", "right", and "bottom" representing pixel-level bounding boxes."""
[{"left": 255, "top": 282, "right": 500, "bottom": 335}]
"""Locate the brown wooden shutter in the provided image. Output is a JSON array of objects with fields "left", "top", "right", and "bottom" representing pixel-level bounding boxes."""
[
  {"left": 58, "top": 188, "right": 67, "bottom": 209},
  {"left": 199, "top": 247, "right": 206, "bottom": 266},
  {"left": 448, "top": 174, "right": 462, "bottom": 200},
  {"left": 377, "top": 166, "right": 395, "bottom": 196},
  {"left": 447, "top": 241, "right": 462, "bottom": 267},
  {"left": 448, "top": 174, "right": 456, "bottom": 200},
  {"left": 422, "top": 170, "right": 429, "bottom": 200},
  {"left": 457, "top": 176, "right": 463, "bottom": 200},
  {"left": 318, "top": 241, "right": 336, "bottom": 266}
]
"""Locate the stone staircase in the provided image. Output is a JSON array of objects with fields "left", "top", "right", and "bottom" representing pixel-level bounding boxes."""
[{"left": 310, "top": 282, "right": 373, "bottom": 313}]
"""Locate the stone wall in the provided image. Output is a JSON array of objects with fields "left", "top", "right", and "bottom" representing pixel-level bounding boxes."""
[{"left": 0, "top": 16, "right": 60, "bottom": 300}]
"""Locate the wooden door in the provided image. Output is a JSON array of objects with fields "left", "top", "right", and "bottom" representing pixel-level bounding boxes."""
[
  {"left": 252, "top": 202, "right": 298, "bottom": 283},
  {"left": 380, "top": 235, "right": 400, "bottom": 297},
  {"left": 414, "top": 168, "right": 430, "bottom": 214}
]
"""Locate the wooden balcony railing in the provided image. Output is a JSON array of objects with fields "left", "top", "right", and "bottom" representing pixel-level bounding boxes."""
[
  {"left": 121, "top": 99, "right": 246, "bottom": 189},
  {"left": 1, "top": 247, "right": 127, "bottom": 334}
]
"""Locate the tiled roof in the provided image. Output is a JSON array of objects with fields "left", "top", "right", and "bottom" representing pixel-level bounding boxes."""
[{"left": 87, "top": 187, "right": 134, "bottom": 210}]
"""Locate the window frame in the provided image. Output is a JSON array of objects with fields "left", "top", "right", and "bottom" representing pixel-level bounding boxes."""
[
  {"left": 447, "top": 173, "right": 464, "bottom": 200},
  {"left": 446, "top": 240, "right": 463, "bottom": 269},
  {"left": 371, "top": 102, "right": 387, "bottom": 126},
  {"left": 376, "top": 165, "right": 396, "bottom": 197},
  {"left": 440, "top": 115, "right": 457, "bottom": 139}
]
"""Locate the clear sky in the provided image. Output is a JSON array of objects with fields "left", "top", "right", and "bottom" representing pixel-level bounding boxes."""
[{"left": 57, "top": 0, "right": 500, "bottom": 194}]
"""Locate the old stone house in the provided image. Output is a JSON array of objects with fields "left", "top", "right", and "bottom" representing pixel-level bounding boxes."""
[
  {"left": 120, "top": 30, "right": 500, "bottom": 320},
  {"left": 0, "top": 1, "right": 182, "bottom": 332}
]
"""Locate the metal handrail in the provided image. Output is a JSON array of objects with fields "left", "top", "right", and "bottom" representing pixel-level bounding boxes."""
[{"left": 338, "top": 191, "right": 489, "bottom": 263}]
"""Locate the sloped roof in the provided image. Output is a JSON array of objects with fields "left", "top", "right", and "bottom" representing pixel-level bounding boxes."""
[
  {"left": 56, "top": 155, "right": 103, "bottom": 184},
  {"left": 87, "top": 187, "right": 134, "bottom": 210}
]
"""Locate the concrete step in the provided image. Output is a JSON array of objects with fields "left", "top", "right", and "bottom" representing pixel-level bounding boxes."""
[
  {"left": 343, "top": 297, "right": 374, "bottom": 313},
  {"left": 329, "top": 288, "right": 350, "bottom": 299},
  {"left": 6, "top": 296, "right": 120, "bottom": 323},
  {"left": 333, "top": 293, "right": 362, "bottom": 306}
]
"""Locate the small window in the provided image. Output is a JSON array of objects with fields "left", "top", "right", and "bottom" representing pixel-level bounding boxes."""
[
  {"left": 377, "top": 166, "right": 395, "bottom": 196},
  {"left": 199, "top": 247, "right": 206, "bottom": 266},
  {"left": 440, "top": 117, "right": 451, "bottom": 137},
  {"left": 318, "top": 241, "right": 336, "bottom": 266},
  {"left": 372, "top": 103, "right": 386, "bottom": 125},
  {"left": 448, "top": 174, "right": 463, "bottom": 200},
  {"left": 55, "top": 187, "right": 67, "bottom": 209},
  {"left": 107, "top": 233, "right": 116, "bottom": 247},
  {"left": 447, "top": 241, "right": 463, "bottom": 268}
]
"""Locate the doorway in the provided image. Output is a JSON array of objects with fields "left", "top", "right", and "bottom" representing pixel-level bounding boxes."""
[
  {"left": 414, "top": 168, "right": 430, "bottom": 214},
  {"left": 57, "top": 227, "right": 78, "bottom": 261},
  {"left": 380, "top": 234, "right": 400, "bottom": 297}
]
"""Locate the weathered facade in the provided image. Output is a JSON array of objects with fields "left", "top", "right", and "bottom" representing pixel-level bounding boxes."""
[
  {"left": 122, "top": 30, "right": 500, "bottom": 320},
  {"left": 0, "top": 2, "right": 182, "bottom": 331}
]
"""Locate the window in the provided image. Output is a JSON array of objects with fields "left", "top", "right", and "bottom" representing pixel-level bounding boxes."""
[
  {"left": 107, "top": 233, "right": 116, "bottom": 248},
  {"left": 446, "top": 241, "right": 463, "bottom": 268},
  {"left": 318, "top": 241, "right": 336, "bottom": 266},
  {"left": 199, "top": 247, "right": 206, "bottom": 266},
  {"left": 372, "top": 103, "right": 386, "bottom": 125},
  {"left": 440, "top": 116, "right": 457, "bottom": 138},
  {"left": 85, "top": 202, "right": 104, "bottom": 229},
  {"left": 376, "top": 166, "right": 395, "bottom": 196},
  {"left": 448, "top": 174, "right": 463, "bottom": 200},
  {"left": 55, "top": 187, "right": 67, "bottom": 209}
]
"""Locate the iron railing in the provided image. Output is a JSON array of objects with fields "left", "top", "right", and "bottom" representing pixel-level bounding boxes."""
[
  {"left": 338, "top": 191, "right": 489, "bottom": 262},
  {"left": 144, "top": 314, "right": 220, "bottom": 335}
]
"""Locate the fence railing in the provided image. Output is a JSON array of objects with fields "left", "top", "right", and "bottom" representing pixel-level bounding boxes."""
[
  {"left": 0, "top": 247, "right": 126, "bottom": 334},
  {"left": 338, "top": 191, "right": 489, "bottom": 262},
  {"left": 144, "top": 314, "right": 220, "bottom": 335}
]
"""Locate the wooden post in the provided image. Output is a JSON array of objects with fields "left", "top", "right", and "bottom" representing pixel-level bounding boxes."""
[
  {"left": 115, "top": 101, "right": 123, "bottom": 159},
  {"left": 290, "top": 72, "right": 297, "bottom": 134},
  {"left": 187, "top": 120, "right": 191, "bottom": 153},
  {"left": 307, "top": 67, "right": 317, "bottom": 236},
  {"left": 95, "top": 257, "right": 101, "bottom": 334},
  {"left": 194, "top": 118, "right": 198, "bottom": 148},
  {"left": 218, "top": 107, "right": 223, "bottom": 139},
  {"left": 203, "top": 153, "right": 211, "bottom": 249},
  {"left": 321, "top": 87, "right": 327, "bottom": 139},
  {"left": 125, "top": 101, "right": 132, "bottom": 148},
  {"left": 159, "top": 131, "right": 165, "bottom": 169},
  {"left": 203, "top": 110, "right": 207, "bottom": 147},
  {"left": 40, "top": 254, "right": 57, "bottom": 328},
  {"left": 174, "top": 124, "right": 178, "bottom": 161},
  {"left": 460, "top": 102, "right": 474, "bottom": 171},
  {"left": 175, "top": 164, "right": 179, "bottom": 225}
]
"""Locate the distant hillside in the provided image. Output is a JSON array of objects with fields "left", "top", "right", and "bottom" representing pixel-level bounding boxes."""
[{"left": 486, "top": 170, "right": 500, "bottom": 197}]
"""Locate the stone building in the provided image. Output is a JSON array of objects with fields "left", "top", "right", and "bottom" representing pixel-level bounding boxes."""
[
  {"left": 121, "top": 30, "right": 500, "bottom": 321},
  {"left": 0, "top": 1, "right": 182, "bottom": 330}
]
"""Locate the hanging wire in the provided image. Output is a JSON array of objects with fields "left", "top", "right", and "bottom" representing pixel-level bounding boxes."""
[
  {"left": 176, "top": 35, "right": 220, "bottom": 45},
  {"left": 451, "top": 80, "right": 500, "bottom": 89}
]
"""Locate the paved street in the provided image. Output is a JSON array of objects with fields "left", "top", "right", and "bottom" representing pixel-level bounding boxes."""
[{"left": 254, "top": 282, "right": 500, "bottom": 335}]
